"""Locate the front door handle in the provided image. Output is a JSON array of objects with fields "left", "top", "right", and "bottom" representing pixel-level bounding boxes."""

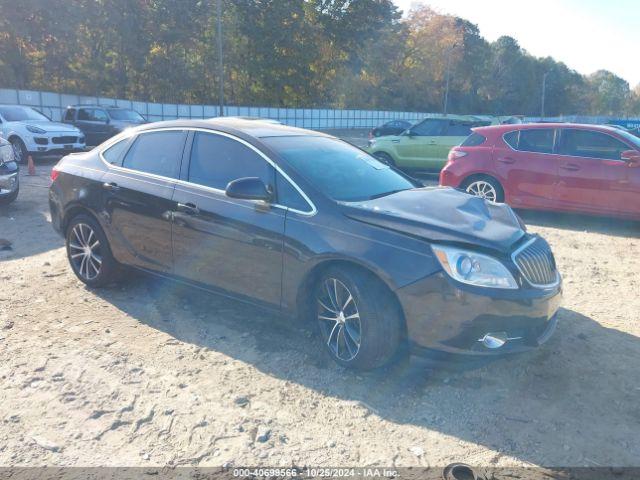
[
  {"left": 498, "top": 157, "right": 516, "bottom": 164},
  {"left": 560, "top": 164, "right": 580, "bottom": 171},
  {"left": 176, "top": 202, "right": 199, "bottom": 215},
  {"left": 102, "top": 182, "right": 120, "bottom": 192}
]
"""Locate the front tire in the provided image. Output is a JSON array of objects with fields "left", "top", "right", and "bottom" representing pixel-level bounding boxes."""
[
  {"left": 314, "top": 266, "right": 403, "bottom": 370},
  {"left": 66, "top": 214, "right": 121, "bottom": 287},
  {"left": 9, "top": 137, "right": 28, "bottom": 165}
]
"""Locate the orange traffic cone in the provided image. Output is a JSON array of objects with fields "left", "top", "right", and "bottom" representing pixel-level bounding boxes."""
[{"left": 27, "top": 155, "right": 36, "bottom": 176}]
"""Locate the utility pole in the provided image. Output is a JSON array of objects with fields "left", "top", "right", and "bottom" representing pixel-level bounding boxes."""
[
  {"left": 541, "top": 71, "right": 550, "bottom": 120},
  {"left": 443, "top": 43, "right": 457, "bottom": 116},
  {"left": 217, "top": 0, "right": 224, "bottom": 117}
]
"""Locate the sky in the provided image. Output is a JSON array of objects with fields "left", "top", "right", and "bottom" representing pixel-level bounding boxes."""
[{"left": 392, "top": 0, "right": 640, "bottom": 88}]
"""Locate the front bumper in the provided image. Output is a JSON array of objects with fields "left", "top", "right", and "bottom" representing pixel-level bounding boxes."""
[
  {"left": 398, "top": 271, "right": 562, "bottom": 357},
  {"left": 0, "top": 162, "right": 19, "bottom": 195},
  {"left": 24, "top": 135, "right": 85, "bottom": 155}
]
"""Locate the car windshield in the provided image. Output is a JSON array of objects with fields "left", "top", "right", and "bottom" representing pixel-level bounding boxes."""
[
  {"left": 0, "top": 106, "right": 49, "bottom": 122},
  {"left": 617, "top": 129, "right": 640, "bottom": 150},
  {"left": 107, "top": 109, "right": 144, "bottom": 121},
  {"left": 263, "top": 136, "right": 417, "bottom": 202}
]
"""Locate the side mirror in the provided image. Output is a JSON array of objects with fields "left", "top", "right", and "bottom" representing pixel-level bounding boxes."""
[
  {"left": 225, "top": 177, "right": 272, "bottom": 201},
  {"left": 621, "top": 150, "right": 640, "bottom": 166}
]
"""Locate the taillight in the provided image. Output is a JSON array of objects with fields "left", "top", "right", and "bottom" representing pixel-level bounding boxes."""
[
  {"left": 50, "top": 167, "right": 60, "bottom": 182},
  {"left": 448, "top": 149, "right": 468, "bottom": 161}
]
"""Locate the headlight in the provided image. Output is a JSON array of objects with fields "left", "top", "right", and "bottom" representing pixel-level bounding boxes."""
[
  {"left": 432, "top": 245, "right": 518, "bottom": 289},
  {"left": 26, "top": 125, "right": 46, "bottom": 134},
  {"left": 0, "top": 144, "right": 14, "bottom": 165}
]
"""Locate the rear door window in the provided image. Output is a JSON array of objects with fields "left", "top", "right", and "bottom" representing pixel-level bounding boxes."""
[
  {"left": 188, "top": 132, "right": 272, "bottom": 190},
  {"left": 77, "top": 108, "right": 93, "bottom": 121},
  {"left": 411, "top": 119, "right": 447, "bottom": 136},
  {"left": 507, "top": 129, "right": 555, "bottom": 154},
  {"left": 122, "top": 130, "right": 186, "bottom": 178},
  {"left": 558, "top": 129, "right": 630, "bottom": 160}
]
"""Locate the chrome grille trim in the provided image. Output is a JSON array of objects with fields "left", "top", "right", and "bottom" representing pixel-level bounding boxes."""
[{"left": 511, "top": 237, "right": 559, "bottom": 288}]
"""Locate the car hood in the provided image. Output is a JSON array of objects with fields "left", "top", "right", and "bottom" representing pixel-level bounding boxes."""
[
  {"left": 341, "top": 187, "right": 525, "bottom": 253},
  {"left": 11, "top": 120, "right": 80, "bottom": 133}
]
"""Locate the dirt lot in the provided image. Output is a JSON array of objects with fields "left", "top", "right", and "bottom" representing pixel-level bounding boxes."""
[{"left": 1, "top": 158, "right": 640, "bottom": 469}]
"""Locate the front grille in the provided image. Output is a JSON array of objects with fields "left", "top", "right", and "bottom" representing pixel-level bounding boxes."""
[
  {"left": 52, "top": 136, "right": 77, "bottom": 144},
  {"left": 513, "top": 237, "right": 558, "bottom": 286}
]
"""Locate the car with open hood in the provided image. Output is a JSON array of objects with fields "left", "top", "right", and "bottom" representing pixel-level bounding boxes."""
[
  {"left": 0, "top": 105, "right": 86, "bottom": 164},
  {"left": 49, "top": 119, "right": 561, "bottom": 370}
]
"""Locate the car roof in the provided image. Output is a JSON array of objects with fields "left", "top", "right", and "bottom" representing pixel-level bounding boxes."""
[
  {"left": 419, "top": 114, "right": 482, "bottom": 122},
  {"left": 472, "top": 122, "right": 627, "bottom": 135},
  {"left": 131, "top": 118, "right": 330, "bottom": 139}
]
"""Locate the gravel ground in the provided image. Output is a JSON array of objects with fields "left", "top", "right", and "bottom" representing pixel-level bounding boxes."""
[{"left": 1, "top": 158, "right": 640, "bottom": 469}]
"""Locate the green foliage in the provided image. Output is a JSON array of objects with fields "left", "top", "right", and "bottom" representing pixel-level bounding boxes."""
[{"left": 0, "top": 0, "right": 637, "bottom": 116}]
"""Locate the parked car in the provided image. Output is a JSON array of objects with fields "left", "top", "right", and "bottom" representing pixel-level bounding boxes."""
[
  {"left": 0, "top": 137, "right": 19, "bottom": 205},
  {"left": 63, "top": 105, "right": 146, "bottom": 146},
  {"left": 367, "top": 115, "right": 494, "bottom": 171},
  {"left": 0, "top": 105, "right": 86, "bottom": 163},
  {"left": 440, "top": 123, "right": 640, "bottom": 220},
  {"left": 368, "top": 120, "right": 413, "bottom": 139},
  {"left": 49, "top": 118, "right": 561, "bottom": 370}
]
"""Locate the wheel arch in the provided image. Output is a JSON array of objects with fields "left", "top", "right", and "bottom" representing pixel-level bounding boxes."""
[
  {"left": 61, "top": 203, "right": 102, "bottom": 235},
  {"left": 295, "top": 258, "right": 407, "bottom": 339}
]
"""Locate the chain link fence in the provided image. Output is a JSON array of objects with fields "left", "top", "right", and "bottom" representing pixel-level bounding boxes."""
[{"left": 0, "top": 88, "right": 432, "bottom": 129}]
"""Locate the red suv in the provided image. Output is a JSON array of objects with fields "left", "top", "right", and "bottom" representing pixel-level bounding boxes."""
[{"left": 440, "top": 123, "right": 640, "bottom": 220}]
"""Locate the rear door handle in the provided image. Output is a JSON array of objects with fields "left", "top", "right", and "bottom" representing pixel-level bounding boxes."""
[
  {"left": 498, "top": 157, "right": 516, "bottom": 164},
  {"left": 560, "top": 164, "right": 580, "bottom": 171},
  {"left": 102, "top": 182, "right": 120, "bottom": 192},
  {"left": 176, "top": 202, "right": 199, "bottom": 215}
]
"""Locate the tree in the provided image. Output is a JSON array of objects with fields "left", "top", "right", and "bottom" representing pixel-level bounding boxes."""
[{"left": 587, "top": 70, "right": 630, "bottom": 116}]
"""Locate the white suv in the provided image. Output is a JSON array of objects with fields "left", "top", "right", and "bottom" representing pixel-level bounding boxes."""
[{"left": 0, "top": 105, "right": 86, "bottom": 163}]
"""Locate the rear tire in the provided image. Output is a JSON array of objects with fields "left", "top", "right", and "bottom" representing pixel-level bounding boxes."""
[
  {"left": 66, "top": 214, "right": 122, "bottom": 287},
  {"left": 461, "top": 175, "right": 504, "bottom": 203},
  {"left": 314, "top": 266, "right": 403, "bottom": 370},
  {"left": 9, "top": 137, "right": 27, "bottom": 165},
  {"left": 372, "top": 152, "right": 395, "bottom": 167}
]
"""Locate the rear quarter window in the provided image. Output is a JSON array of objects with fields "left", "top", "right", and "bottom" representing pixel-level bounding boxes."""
[{"left": 461, "top": 133, "right": 486, "bottom": 147}]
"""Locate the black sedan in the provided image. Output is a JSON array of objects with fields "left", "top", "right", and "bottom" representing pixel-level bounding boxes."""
[
  {"left": 49, "top": 119, "right": 561, "bottom": 370},
  {"left": 369, "top": 119, "right": 412, "bottom": 139}
]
